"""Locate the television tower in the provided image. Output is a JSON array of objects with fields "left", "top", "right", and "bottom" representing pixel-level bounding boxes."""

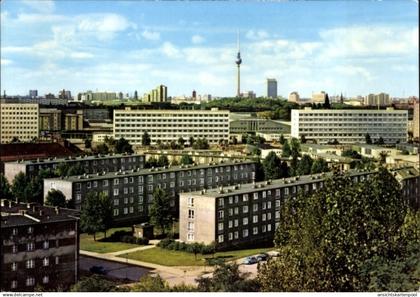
[{"left": 235, "top": 31, "right": 242, "bottom": 97}]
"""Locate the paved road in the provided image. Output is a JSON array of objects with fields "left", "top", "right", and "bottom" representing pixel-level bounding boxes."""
[{"left": 80, "top": 255, "right": 151, "bottom": 282}]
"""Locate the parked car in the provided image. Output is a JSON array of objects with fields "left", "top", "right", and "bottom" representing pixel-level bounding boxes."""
[
  {"left": 243, "top": 256, "right": 258, "bottom": 265},
  {"left": 256, "top": 253, "right": 270, "bottom": 262},
  {"left": 90, "top": 265, "right": 107, "bottom": 275}
]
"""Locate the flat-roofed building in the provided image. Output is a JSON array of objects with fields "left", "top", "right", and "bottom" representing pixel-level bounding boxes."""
[
  {"left": 291, "top": 107, "right": 407, "bottom": 144},
  {"left": 43, "top": 160, "right": 256, "bottom": 224},
  {"left": 0, "top": 200, "right": 79, "bottom": 292},
  {"left": 288, "top": 91, "right": 300, "bottom": 103},
  {"left": 39, "top": 108, "right": 62, "bottom": 132},
  {"left": 0, "top": 103, "right": 39, "bottom": 143},
  {"left": 4, "top": 153, "right": 145, "bottom": 183},
  {"left": 114, "top": 108, "right": 230, "bottom": 145},
  {"left": 180, "top": 167, "right": 419, "bottom": 249}
]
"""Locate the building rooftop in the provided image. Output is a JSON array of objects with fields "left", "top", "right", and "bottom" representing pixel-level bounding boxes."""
[
  {"left": 1, "top": 200, "right": 79, "bottom": 228},
  {"left": 183, "top": 169, "right": 377, "bottom": 198},
  {"left": 6, "top": 152, "right": 144, "bottom": 166},
  {"left": 44, "top": 160, "right": 256, "bottom": 183},
  {"left": 0, "top": 143, "right": 77, "bottom": 163}
]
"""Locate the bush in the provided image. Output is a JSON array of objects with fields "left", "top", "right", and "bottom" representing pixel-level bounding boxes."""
[
  {"left": 158, "top": 238, "right": 174, "bottom": 248},
  {"left": 201, "top": 244, "right": 215, "bottom": 255},
  {"left": 121, "top": 235, "right": 132, "bottom": 243},
  {"left": 136, "top": 237, "right": 149, "bottom": 245}
]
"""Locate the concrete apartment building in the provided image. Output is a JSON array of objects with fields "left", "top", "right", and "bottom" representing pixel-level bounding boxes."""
[
  {"left": 4, "top": 153, "right": 145, "bottom": 183},
  {"left": 311, "top": 91, "right": 326, "bottom": 103},
  {"left": 266, "top": 79, "right": 277, "bottom": 98},
  {"left": 39, "top": 108, "right": 62, "bottom": 132},
  {"left": 0, "top": 103, "right": 39, "bottom": 143},
  {"left": 143, "top": 85, "right": 168, "bottom": 103},
  {"left": 113, "top": 108, "right": 230, "bottom": 145},
  {"left": 291, "top": 107, "right": 408, "bottom": 144},
  {"left": 288, "top": 91, "right": 300, "bottom": 103},
  {"left": 43, "top": 160, "right": 256, "bottom": 224},
  {"left": 180, "top": 167, "right": 419, "bottom": 249},
  {"left": 413, "top": 101, "right": 419, "bottom": 141},
  {"left": 0, "top": 200, "right": 79, "bottom": 292},
  {"left": 364, "top": 93, "right": 391, "bottom": 106}
]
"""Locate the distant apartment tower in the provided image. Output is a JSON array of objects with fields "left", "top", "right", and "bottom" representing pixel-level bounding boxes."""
[
  {"left": 113, "top": 108, "right": 230, "bottom": 145},
  {"left": 39, "top": 108, "right": 62, "bottom": 132},
  {"left": 364, "top": 93, "right": 391, "bottom": 107},
  {"left": 29, "top": 90, "right": 38, "bottom": 98},
  {"left": 64, "top": 110, "right": 84, "bottom": 131},
  {"left": 291, "top": 107, "right": 408, "bottom": 144},
  {"left": 0, "top": 200, "right": 79, "bottom": 292},
  {"left": 0, "top": 103, "right": 39, "bottom": 143},
  {"left": 241, "top": 91, "right": 256, "bottom": 99},
  {"left": 143, "top": 85, "right": 168, "bottom": 103},
  {"left": 413, "top": 101, "right": 420, "bottom": 141},
  {"left": 266, "top": 79, "right": 277, "bottom": 98},
  {"left": 288, "top": 91, "right": 300, "bottom": 103},
  {"left": 312, "top": 91, "right": 326, "bottom": 103}
]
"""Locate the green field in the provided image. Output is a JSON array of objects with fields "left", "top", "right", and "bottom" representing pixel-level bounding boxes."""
[
  {"left": 80, "top": 227, "right": 140, "bottom": 254},
  {"left": 120, "top": 247, "right": 273, "bottom": 266}
]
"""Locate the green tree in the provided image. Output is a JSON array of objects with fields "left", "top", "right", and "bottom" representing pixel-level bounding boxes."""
[
  {"left": 157, "top": 155, "right": 169, "bottom": 167},
  {"left": 311, "top": 158, "right": 329, "bottom": 174},
  {"left": 115, "top": 137, "right": 133, "bottom": 154},
  {"left": 188, "top": 136, "right": 195, "bottom": 147},
  {"left": 254, "top": 159, "right": 265, "bottom": 182},
  {"left": 45, "top": 189, "right": 67, "bottom": 208},
  {"left": 262, "top": 152, "right": 282, "bottom": 180},
  {"left": 196, "top": 263, "right": 259, "bottom": 292},
  {"left": 323, "top": 93, "right": 331, "bottom": 109},
  {"left": 180, "top": 154, "right": 194, "bottom": 165},
  {"left": 67, "top": 164, "right": 85, "bottom": 176},
  {"left": 342, "top": 149, "right": 362, "bottom": 159},
  {"left": 84, "top": 138, "right": 92, "bottom": 149},
  {"left": 54, "top": 163, "right": 70, "bottom": 177},
  {"left": 0, "top": 174, "right": 12, "bottom": 199},
  {"left": 142, "top": 131, "right": 151, "bottom": 146},
  {"left": 279, "top": 134, "right": 286, "bottom": 145},
  {"left": 178, "top": 137, "right": 186, "bottom": 147},
  {"left": 149, "top": 188, "right": 173, "bottom": 236},
  {"left": 11, "top": 172, "right": 29, "bottom": 202},
  {"left": 281, "top": 141, "right": 291, "bottom": 158},
  {"left": 295, "top": 154, "right": 313, "bottom": 176},
  {"left": 145, "top": 157, "right": 159, "bottom": 168},
  {"left": 290, "top": 138, "right": 301, "bottom": 159},
  {"left": 95, "top": 143, "right": 109, "bottom": 154},
  {"left": 375, "top": 137, "right": 385, "bottom": 145},
  {"left": 258, "top": 168, "right": 408, "bottom": 291},
  {"left": 300, "top": 134, "right": 307, "bottom": 144},
  {"left": 365, "top": 133, "right": 372, "bottom": 144},
  {"left": 378, "top": 151, "right": 388, "bottom": 164},
  {"left": 131, "top": 275, "right": 168, "bottom": 292},
  {"left": 231, "top": 136, "right": 238, "bottom": 145},
  {"left": 70, "top": 275, "right": 126, "bottom": 292},
  {"left": 80, "top": 192, "right": 112, "bottom": 241}
]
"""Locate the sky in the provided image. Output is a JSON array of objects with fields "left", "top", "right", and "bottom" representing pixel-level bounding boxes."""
[{"left": 0, "top": 0, "right": 418, "bottom": 98}]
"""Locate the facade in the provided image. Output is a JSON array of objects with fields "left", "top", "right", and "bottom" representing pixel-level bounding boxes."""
[
  {"left": 0, "top": 200, "right": 79, "bottom": 292},
  {"left": 39, "top": 108, "right": 62, "bottom": 132},
  {"left": 114, "top": 108, "right": 230, "bottom": 145},
  {"left": 230, "top": 118, "right": 290, "bottom": 135},
  {"left": 413, "top": 101, "right": 419, "bottom": 141},
  {"left": 64, "top": 110, "right": 84, "bottom": 131},
  {"left": 291, "top": 107, "right": 408, "bottom": 144},
  {"left": 43, "top": 161, "right": 256, "bottom": 224},
  {"left": 392, "top": 167, "right": 420, "bottom": 210},
  {"left": 0, "top": 103, "right": 39, "bottom": 143},
  {"left": 364, "top": 93, "right": 391, "bottom": 107},
  {"left": 4, "top": 153, "right": 145, "bottom": 183},
  {"left": 288, "top": 92, "right": 300, "bottom": 103},
  {"left": 312, "top": 91, "right": 326, "bottom": 103},
  {"left": 143, "top": 85, "right": 168, "bottom": 103},
  {"left": 180, "top": 167, "right": 419, "bottom": 249},
  {"left": 266, "top": 79, "right": 277, "bottom": 98},
  {"left": 1, "top": 97, "right": 68, "bottom": 106},
  {"left": 29, "top": 90, "right": 38, "bottom": 98}
]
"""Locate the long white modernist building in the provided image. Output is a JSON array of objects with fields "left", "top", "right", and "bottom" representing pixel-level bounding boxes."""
[
  {"left": 291, "top": 107, "right": 407, "bottom": 144},
  {"left": 114, "top": 107, "right": 230, "bottom": 145}
]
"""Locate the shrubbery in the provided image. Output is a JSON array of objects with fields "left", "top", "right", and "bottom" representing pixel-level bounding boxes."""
[
  {"left": 101, "top": 230, "right": 149, "bottom": 245},
  {"left": 157, "top": 239, "right": 215, "bottom": 255}
]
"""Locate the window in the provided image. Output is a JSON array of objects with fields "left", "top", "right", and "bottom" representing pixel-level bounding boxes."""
[
  {"left": 262, "top": 202, "right": 266, "bottom": 210},
  {"left": 27, "top": 242, "right": 34, "bottom": 252},
  {"left": 114, "top": 178, "right": 119, "bottom": 185},
  {"left": 55, "top": 257, "right": 59, "bottom": 265},
  {"left": 243, "top": 217, "right": 248, "bottom": 225},
  {"left": 243, "top": 194, "right": 249, "bottom": 202},
  {"left": 129, "top": 207, "right": 134, "bottom": 213},
  {"left": 218, "top": 210, "right": 224, "bottom": 219},
  {"left": 42, "top": 276, "right": 49, "bottom": 284},
  {"left": 124, "top": 177, "right": 129, "bottom": 184},
  {"left": 43, "top": 240, "right": 49, "bottom": 249},
  {"left": 253, "top": 227, "right": 258, "bottom": 235},
  {"left": 26, "top": 259, "right": 34, "bottom": 269},
  {"left": 229, "top": 208, "right": 233, "bottom": 216},
  {"left": 11, "top": 262, "right": 17, "bottom": 271},
  {"left": 276, "top": 200, "right": 281, "bottom": 208},
  {"left": 262, "top": 225, "right": 267, "bottom": 232},
  {"left": 12, "top": 228, "right": 18, "bottom": 236},
  {"left": 234, "top": 207, "right": 239, "bottom": 215},
  {"left": 188, "top": 197, "right": 194, "bottom": 207},
  {"left": 188, "top": 222, "right": 194, "bottom": 231},
  {"left": 124, "top": 197, "right": 128, "bottom": 204},
  {"left": 114, "top": 209, "right": 119, "bottom": 216},
  {"left": 43, "top": 257, "right": 49, "bottom": 267},
  {"left": 93, "top": 181, "right": 98, "bottom": 188},
  {"left": 229, "top": 196, "right": 233, "bottom": 204},
  {"left": 276, "top": 189, "right": 281, "bottom": 197},
  {"left": 103, "top": 180, "right": 109, "bottom": 187},
  {"left": 114, "top": 199, "right": 119, "bottom": 206},
  {"left": 124, "top": 208, "right": 128, "bottom": 214},
  {"left": 243, "top": 229, "right": 249, "bottom": 237},
  {"left": 234, "top": 231, "right": 239, "bottom": 239},
  {"left": 218, "top": 235, "right": 224, "bottom": 243},
  {"left": 87, "top": 182, "right": 91, "bottom": 189},
  {"left": 76, "top": 193, "right": 81, "bottom": 201},
  {"left": 26, "top": 277, "right": 35, "bottom": 286},
  {"left": 267, "top": 224, "right": 272, "bottom": 232},
  {"left": 187, "top": 233, "right": 194, "bottom": 241},
  {"left": 28, "top": 227, "right": 33, "bottom": 234},
  {"left": 218, "top": 222, "right": 224, "bottom": 231},
  {"left": 188, "top": 209, "right": 195, "bottom": 219},
  {"left": 228, "top": 220, "right": 233, "bottom": 228},
  {"left": 243, "top": 205, "right": 248, "bottom": 213},
  {"left": 228, "top": 233, "right": 233, "bottom": 240},
  {"left": 253, "top": 215, "right": 258, "bottom": 223},
  {"left": 113, "top": 189, "right": 119, "bottom": 196},
  {"left": 124, "top": 188, "right": 128, "bottom": 194},
  {"left": 253, "top": 204, "right": 258, "bottom": 212},
  {"left": 262, "top": 213, "right": 266, "bottom": 221},
  {"left": 11, "top": 280, "right": 17, "bottom": 289},
  {"left": 267, "top": 213, "right": 272, "bottom": 220},
  {"left": 253, "top": 193, "right": 259, "bottom": 200},
  {"left": 234, "top": 219, "right": 239, "bottom": 227},
  {"left": 267, "top": 201, "right": 272, "bottom": 209}
]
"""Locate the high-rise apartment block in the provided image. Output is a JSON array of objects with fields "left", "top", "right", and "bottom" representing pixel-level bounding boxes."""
[
  {"left": 29, "top": 90, "right": 38, "bottom": 98},
  {"left": 291, "top": 107, "right": 407, "bottom": 144},
  {"left": 364, "top": 93, "right": 391, "bottom": 106},
  {"left": 113, "top": 108, "right": 230, "bottom": 145},
  {"left": 4, "top": 153, "right": 145, "bottom": 183},
  {"left": 44, "top": 161, "right": 255, "bottom": 224},
  {"left": 0, "top": 103, "right": 39, "bottom": 143},
  {"left": 288, "top": 91, "right": 300, "bottom": 103},
  {"left": 266, "top": 79, "right": 277, "bottom": 98},
  {"left": 312, "top": 91, "right": 326, "bottom": 103},
  {"left": 143, "top": 85, "right": 168, "bottom": 103},
  {"left": 0, "top": 200, "right": 79, "bottom": 292},
  {"left": 39, "top": 108, "right": 62, "bottom": 132},
  {"left": 413, "top": 101, "right": 419, "bottom": 141}
]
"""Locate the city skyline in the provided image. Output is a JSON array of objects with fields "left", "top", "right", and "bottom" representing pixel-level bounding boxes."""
[{"left": 1, "top": 0, "right": 419, "bottom": 98}]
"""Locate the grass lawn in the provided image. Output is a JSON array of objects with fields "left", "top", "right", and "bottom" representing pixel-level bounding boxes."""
[
  {"left": 80, "top": 227, "right": 140, "bottom": 254},
  {"left": 120, "top": 246, "right": 273, "bottom": 266}
]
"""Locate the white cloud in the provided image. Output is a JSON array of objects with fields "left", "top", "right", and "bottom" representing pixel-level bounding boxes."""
[
  {"left": 161, "top": 42, "right": 181, "bottom": 58},
  {"left": 334, "top": 65, "right": 374, "bottom": 81},
  {"left": 1, "top": 59, "right": 13, "bottom": 65},
  {"left": 16, "top": 13, "right": 66, "bottom": 23},
  {"left": 192, "top": 34, "right": 205, "bottom": 44},
  {"left": 77, "top": 14, "right": 134, "bottom": 41},
  {"left": 22, "top": 0, "right": 55, "bottom": 13},
  {"left": 246, "top": 30, "right": 269, "bottom": 40},
  {"left": 70, "top": 52, "right": 94, "bottom": 59},
  {"left": 141, "top": 29, "right": 160, "bottom": 41}
]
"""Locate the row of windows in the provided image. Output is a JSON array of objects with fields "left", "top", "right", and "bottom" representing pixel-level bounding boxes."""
[
  {"left": 10, "top": 276, "right": 50, "bottom": 289},
  {"left": 115, "top": 113, "right": 229, "bottom": 118},
  {"left": 11, "top": 256, "right": 58, "bottom": 270},
  {"left": 217, "top": 213, "right": 274, "bottom": 230},
  {"left": 217, "top": 224, "right": 273, "bottom": 243}
]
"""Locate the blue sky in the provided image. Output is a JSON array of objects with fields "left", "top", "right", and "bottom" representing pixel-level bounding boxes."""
[{"left": 1, "top": 0, "right": 418, "bottom": 98}]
